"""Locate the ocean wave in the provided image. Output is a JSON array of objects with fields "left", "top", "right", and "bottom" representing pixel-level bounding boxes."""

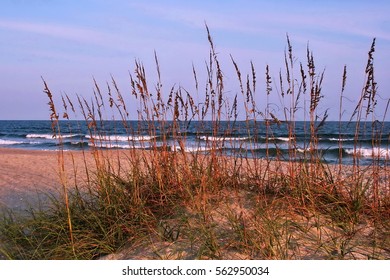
[
  {"left": 296, "top": 147, "right": 327, "bottom": 154},
  {"left": 26, "top": 133, "right": 78, "bottom": 139},
  {"left": 59, "top": 141, "right": 88, "bottom": 148},
  {"left": 0, "top": 139, "right": 24, "bottom": 145},
  {"left": 328, "top": 137, "right": 355, "bottom": 142},
  {"left": 265, "top": 136, "right": 294, "bottom": 142},
  {"left": 170, "top": 144, "right": 219, "bottom": 153},
  {"left": 88, "top": 142, "right": 150, "bottom": 149},
  {"left": 345, "top": 147, "right": 390, "bottom": 158},
  {"left": 296, "top": 147, "right": 347, "bottom": 157},
  {"left": 28, "top": 141, "right": 43, "bottom": 145},
  {"left": 85, "top": 135, "right": 156, "bottom": 142},
  {"left": 198, "top": 136, "right": 250, "bottom": 141}
]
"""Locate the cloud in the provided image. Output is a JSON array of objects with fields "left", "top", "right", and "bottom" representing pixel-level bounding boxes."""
[
  {"left": 129, "top": 1, "right": 390, "bottom": 44},
  {"left": 0, "top": 19, "right": 101, "bottom": 42},
  {"left": 0, "top": 18, "right": 143, "bottom": 57}
]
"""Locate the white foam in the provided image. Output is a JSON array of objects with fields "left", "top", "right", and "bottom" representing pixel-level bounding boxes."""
[
  {"left": 170, "top": 145, "right": 217, "bottom": 152},
  {"left": 198, "top": 136, "right": 250, "bottom": 141},
  {"left": 26, "top": 133, "right": 77, "bottom": 139},
  {"left": 28, "top": 141, "right": 42, "bottom": 145},
  {"left": 88, "top": 142, "right": 146, "bottom": 149},
  {"left": 345, "top": 147, "right": 390, "bottom": 158},
  {"left": 0, "top": 139, "right": 24, "bottom": 145},
  {"left": 85, "top": 135, "right": 156, "bottom": 142},
  {"left": 42, "top": 149, "right": 70, "bottom": 152},
  {"left": 265, "top": 136, "right": 293, "bottom": 142},
  {"left": 275, "top": 137, "right": 293, "bottom": 142},
  {"left": 329, "top": 137, "right": 355, "bottom": 142},
  {"left": 70, "top": 141, "right": 85, "bottom": 145}
]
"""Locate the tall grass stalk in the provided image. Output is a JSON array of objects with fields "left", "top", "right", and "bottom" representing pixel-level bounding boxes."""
[{"left": 0, "top": 30, "right": 388, "bottom": 260}]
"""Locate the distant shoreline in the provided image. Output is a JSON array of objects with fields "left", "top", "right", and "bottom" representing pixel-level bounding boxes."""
[{"left": 1, "top": 120, "right": 389, "bottom": 167}]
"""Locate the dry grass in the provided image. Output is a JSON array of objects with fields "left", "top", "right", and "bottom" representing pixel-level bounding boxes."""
[{"left": 0, "top": 27, "right": 389, "bottom": 260}]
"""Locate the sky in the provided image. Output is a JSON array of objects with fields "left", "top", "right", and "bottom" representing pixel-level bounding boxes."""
[{"left": 0, "top": 0, "right": 389, "bottom": 121}]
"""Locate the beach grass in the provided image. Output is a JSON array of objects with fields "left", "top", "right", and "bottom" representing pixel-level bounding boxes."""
[{"left": 0, "top": 28, "right": 389, "bottom": 260}]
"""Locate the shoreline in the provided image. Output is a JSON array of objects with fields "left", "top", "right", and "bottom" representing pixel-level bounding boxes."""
[
  {"left": 1, "top": 146, "right": 389, "bottom": 209},
  {"left": 1, "top": 147, "right": 389, "bottom": 260}
]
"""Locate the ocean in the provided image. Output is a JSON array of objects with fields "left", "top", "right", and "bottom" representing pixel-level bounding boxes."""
[{"left": 0, "top": 120, "right": 389, "bottom": 165}]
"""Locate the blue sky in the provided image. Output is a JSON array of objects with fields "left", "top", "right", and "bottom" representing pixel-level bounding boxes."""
[{"left": 0, "top": 0, "right": 389, "bottom": 120}]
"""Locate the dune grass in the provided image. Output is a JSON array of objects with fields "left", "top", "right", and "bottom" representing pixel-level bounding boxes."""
[{"left": 0, "top": 28, "right": 389, "bottom": 260}]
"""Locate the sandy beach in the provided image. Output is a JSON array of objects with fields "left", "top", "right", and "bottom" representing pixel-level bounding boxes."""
[
  {"left": 1, "top": 147, "right": 389, "bottom": 210},
  {"left": 1, "top": 147, "right": 389, "bottom": 260},
  {"left": 0, "top": 147, "right": 152, "bottom": 210},
  {"left": 0, "top": 148, "right": 98, "bottom": 211},
  {"left": 0, "top": 148, "right": 59, "bottom": 209}
]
